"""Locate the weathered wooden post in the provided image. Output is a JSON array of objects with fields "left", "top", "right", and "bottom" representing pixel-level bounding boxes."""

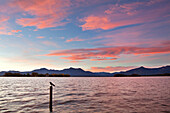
[
  {"left": 49, "top": 86, "right": 53, "bottom": 112},
  {"left": 49, "top": 82, "right": 55, "bottom": 112}
]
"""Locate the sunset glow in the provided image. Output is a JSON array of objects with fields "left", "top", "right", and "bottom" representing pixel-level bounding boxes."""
[{"left": 0, "top": 0, "right": 169, "bottom": 72}]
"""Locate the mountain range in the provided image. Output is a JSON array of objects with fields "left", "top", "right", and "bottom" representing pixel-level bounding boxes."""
[{"left": 0, "top": 66, "right": 170, "bottom": 77}]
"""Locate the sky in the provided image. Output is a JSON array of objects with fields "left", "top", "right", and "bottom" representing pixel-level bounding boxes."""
[{"left": 0, "top": 0, "right": 170, "bottom": 72}]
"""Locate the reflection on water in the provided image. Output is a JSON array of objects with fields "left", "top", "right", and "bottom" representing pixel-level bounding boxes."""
[{"left": 0, "top": 77, "right": 170, "bottom": 113}]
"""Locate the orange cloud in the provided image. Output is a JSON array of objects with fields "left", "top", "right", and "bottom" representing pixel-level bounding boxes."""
[
  {"left": 89, "top": 66, "right": 135, "bottom": 72},
  {"left": 13, "top": 0, "right": 71, "bottom": 29},
  {"left": 16, "top": 17, "right": 68, "bottom": 29},
  {"left": 80, "top": 0, "right": 169, "bottom": 30},
  {"left": 46, "top": 44, "right": 170, "bottom": 61},
  {"left": 0, "top": 27, "right": 5, "bottom": 30},
  {"left": 0, "top": 16, "right": 9, "bottom": 23},
  {"left": 66, "top": 37, "right": 84, "bottom": 42},
  {"left": 11, "top": 30, "right": 22, "bottom": 33},
  {"left": 0, "top": 31, "right": 12, "bottom": 35},
  {"left": 37, "top": 36, "right": 45, "bottom": 39},
  {"left": 0, "top": 16, "right": 11, "bottom": 35},
  {"left": 90, "top": 57, "right": 117, "bottom": 61},
  {"left": 80, "top": 16, "right": 121, "bottom": 31},
  {"left": 42, "top": 41, "right": 58, "bottom": 47}
]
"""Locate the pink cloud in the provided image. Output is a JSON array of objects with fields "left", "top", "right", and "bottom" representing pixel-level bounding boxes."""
[
  {"left": 92, "top": 28, "right": 170, "bottom": 47},
  {"left": 13, "top": 0, "right": 71, "bottom": 29},
  {"left": 37, "top": 36, "right": 45, "bottom": 39},
  {"left": 66, "top": 37, "right": 85, "bottom": 42},
  {"left": 90, "top": 57, "right": 117, "bottom": 61},
  {"left": 0, "top": 27, "right": 5, "bottom": 30},
  {"left": 16, "top": 17, "right": 68, "bottom": 29},
  {"left": 0, "top": 16, "right": 11, "bottom": 35},
  {"left": 0, "top": 31, "right": 12, "bottom": 35},
  {"left": 46, "top": 43, "right": 170, "bottom": 61},
  {"left": 0, "top": 16, "right": 9, "bottom": 23},
  {"left": 80, "top": 0, "right": 169, "bottom": 30},
  {"left": 89, "top": 66, "right": 135, "bottom": 72},
  {"left": 0, "top": 16, "right": 23, "bottom": 36},
  {"left": 80, "top": 16, "right": 121, "bottom": 31},
  {"left": 42, "top": 41, "right": 58, "bottom": 47},
  {"left": 11, "top": 30, "right": 22, "bottom": 33},
  {"left": 88, "top": 17, "right": 170, "bottom": 50}
]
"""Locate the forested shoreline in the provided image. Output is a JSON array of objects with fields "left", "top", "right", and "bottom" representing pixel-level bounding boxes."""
[{"left": 2, "top": 72, "right": 70, "bottom": 77}]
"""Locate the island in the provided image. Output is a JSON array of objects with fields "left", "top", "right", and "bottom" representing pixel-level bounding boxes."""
[
  {"left": 0, "top": 65, "right": 169, "bottom": 77},
  {"left": 3, "top": 72, "right": 70, "bottom": 77}
]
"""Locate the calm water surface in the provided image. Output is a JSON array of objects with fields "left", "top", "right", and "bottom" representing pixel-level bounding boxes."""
[{"left": 0, "top": 77, "right": 170, "bottom": 113}]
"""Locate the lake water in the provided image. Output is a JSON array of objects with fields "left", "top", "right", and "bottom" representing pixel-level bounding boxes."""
[{"left": 0, "top": 77, "right": 170, "bottom": 113}]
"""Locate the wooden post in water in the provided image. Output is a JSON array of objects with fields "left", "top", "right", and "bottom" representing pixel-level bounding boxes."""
[
  {"left": 49, "top": 82, "right": 55, "bottom": 112},
  {"left": 49, "top": 86, "right": 53, "bottom": 112}
]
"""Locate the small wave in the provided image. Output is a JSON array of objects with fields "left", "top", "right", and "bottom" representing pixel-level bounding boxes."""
[
  {"left": 56, "top": 99, "right": 89, "bottom": 105},
  {"left": 61, "top": 93, "right": 86, "bottom": 97},
  {"left": 161, "top": 104, "right": 168, "bottom": 106},
  {"left": 0, "top": 77, "right": 169, "bottom": 113},
  {"left": 93, "top": 92, "right": 108, "bottom": 97},
  {"left": 12, "top": 99, "right": 36, "bottom": 104}
]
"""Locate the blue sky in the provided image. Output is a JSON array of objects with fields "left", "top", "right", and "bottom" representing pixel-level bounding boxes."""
[{"left": 0, "top": 0, "right": 170, "bottom": 72}]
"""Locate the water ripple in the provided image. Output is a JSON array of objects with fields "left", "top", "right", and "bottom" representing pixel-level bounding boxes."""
[{"left": 0, "top": 77, "right": 169, "bottom": 113}]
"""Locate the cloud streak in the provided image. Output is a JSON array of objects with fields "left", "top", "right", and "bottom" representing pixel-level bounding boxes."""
[
  {"left": 46, "top": 43, "right": 170, "bottom": 61},
  {"left": 11, "top": 30, "right": 22, "bottom": 33},
  {"left": 37, "top": 36, "right": 45, "bottom": 39},
  {"left": 80, "top": 0, "right": 170, "bottom": 30},
  {"left": 80, "top": 16, "right": 121, "bottom": 31},
  {"left": 13, "top": 0, "right": 71, "bottom": 29},
  {"left": 42, "top": 41, "right": 58, "bottom": 47},
  {"left": 0, "top": 16, "right": 11, "bottom": 35},
  {"left": 66, "top": 37, "right": 85, "bottom": 42}
]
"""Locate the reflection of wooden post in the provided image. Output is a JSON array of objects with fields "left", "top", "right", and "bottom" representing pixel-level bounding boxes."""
[{"left": 49, "top": 86, "right": 53, "bottom": 112}]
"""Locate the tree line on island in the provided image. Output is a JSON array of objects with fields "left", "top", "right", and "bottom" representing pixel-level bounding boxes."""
[
  {"left": 3, "top": 72, "right": 70, "bottom": 77},
  {"left": 0, "top": 66, "right": 169, "bottom": 77},
  {"left": 3, "top": 72, "right": 170, "bottom": 77}
]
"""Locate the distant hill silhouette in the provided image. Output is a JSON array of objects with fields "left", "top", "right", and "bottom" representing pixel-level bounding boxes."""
[
  {"left": 0, "top": 67, "right": 112, "bottom": 77},
  {"left": 31, "top": 67, "right": 97, "bottom": 77},
  {"left": 0, "top": 65, "right": 169, "bottom": 77},
  {"left": 118, "top": 66, "right": 170, "bottom": 75}
]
